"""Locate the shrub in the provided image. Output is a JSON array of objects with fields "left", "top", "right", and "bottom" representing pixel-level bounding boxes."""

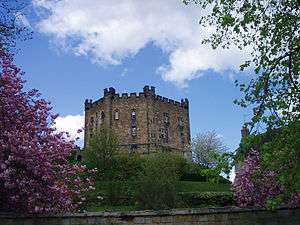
[
  {"left": 180, "top": 192, "right": 234, "bottom": 207},
  {"left": 135, "top": 153, "right": 181, "bottom": 210},
  {"left": 112, "top": 154, "right": 144, "bottom": 180}
]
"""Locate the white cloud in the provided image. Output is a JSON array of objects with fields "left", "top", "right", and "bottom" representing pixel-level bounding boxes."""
[
  {"left": 33, "top": 0, "right": 250, "bottom": 87},
  {"left": 54, "top": 114, "right": 84, "bottom": 145}
]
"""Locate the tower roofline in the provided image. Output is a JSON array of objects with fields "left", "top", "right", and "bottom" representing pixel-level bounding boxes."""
[{"left": 85, "top": 85, "right": 189, "bottom": 110}]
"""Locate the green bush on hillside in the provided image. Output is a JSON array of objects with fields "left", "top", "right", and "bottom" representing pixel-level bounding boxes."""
[
  {"left": 180, "top": 191, "right": 234, "bottom": 207},
  {"left": 135, "top": 153, "right": 182, "bottom": 210}
]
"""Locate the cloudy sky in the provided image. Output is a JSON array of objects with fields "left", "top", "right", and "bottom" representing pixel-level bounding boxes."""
[{"left": 16, "top": 0, "right": 252, "bottom": 150}]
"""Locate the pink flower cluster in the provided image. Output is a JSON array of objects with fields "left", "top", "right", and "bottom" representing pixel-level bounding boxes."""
[
  {"left": 0, "top": 49, "right": 93, "bottom": 213},
  {"left": 233, "top": 149, "right": 298, "bottom": 207}
]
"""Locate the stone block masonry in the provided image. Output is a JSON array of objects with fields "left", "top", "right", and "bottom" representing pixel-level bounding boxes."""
[
  {"left": 84, "top": 85, "right": 192, "bottom": 159},
  {"left": 1, "top": 206, "right": 300, "bottom": 225}
]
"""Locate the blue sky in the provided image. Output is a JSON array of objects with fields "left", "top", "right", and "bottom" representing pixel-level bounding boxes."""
[{"left": 15, "top": 0, "right": 253, "bottom": 151}]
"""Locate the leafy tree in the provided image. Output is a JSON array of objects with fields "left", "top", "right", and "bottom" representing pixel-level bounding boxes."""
[
  {"left": 184, "top": 0, "right": 300, "bottom": 206},
  {"left": 191, "top": 131, "right": 227, "bottom": 168},
  {"left": 260, "top": 121, "right": 300, "bottom": 204},
  {"left": 83, "top": 125, "right": 119, "bottom": 179},
  {"left": 0, "top": 0, "right": 32, "bottom": 49},
  {"left": 184, "top": 0, "right": 300, "bottom": 129},
  {"left": 0, "top": 49, "right": 93, "bottom": 213}
]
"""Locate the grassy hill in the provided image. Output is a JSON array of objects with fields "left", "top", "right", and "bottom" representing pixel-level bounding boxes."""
[{"left": 83, "top": 180, "right": 232, "bottom": 212}]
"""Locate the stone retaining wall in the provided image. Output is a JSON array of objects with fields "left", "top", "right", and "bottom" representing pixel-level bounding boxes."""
[{"left": 1, "top": 206, "right": 300, "bottom": 225}]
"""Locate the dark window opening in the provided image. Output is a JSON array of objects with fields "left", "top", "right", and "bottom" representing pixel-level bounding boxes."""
[
  {"left": 150, "top": 131, "right": 156, "bottom": 139},
  {"left": 160, "top": 128, "right": 169, "bottom": 143},
  {"left": 131, "top": 126, "right": 137, "bottom": 137},
  {"left": 100, "top": 111, "right": 105, "bottom": 124},
  {"left": 131, "top": 144, "right": 138, "bottom": 150},
  {"left": 90, "top": 117, "right": 95, "bottom": 130},
  {"left": 131, "top": 110, "right": 136, "bottom": 120},
  {"left": 180, "top": 132, "right": 185, "bottom": 144},
  {"left": 163, "top": 112, "right": 169, "bottom": 124}
]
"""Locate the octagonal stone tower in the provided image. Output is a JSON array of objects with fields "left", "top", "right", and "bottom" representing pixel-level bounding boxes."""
[{"left": 84, "top": 86, "right": 191, "bottom": 159}]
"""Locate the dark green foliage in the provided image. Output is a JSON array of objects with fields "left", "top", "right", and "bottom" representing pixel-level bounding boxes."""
[
  {"left": 134, "top": 153, "right": 181, "bottom": 210},
  {"left": 180, "top": 161, "right": 231, "bottom": 184},
  {"left": 104, "top": 181, "right": 135, "bottom": 206},
  {"left": 180, "top": 192, "right": 234, "bottom": 207},
  {"left": 110, "top": 154, "right": 144, "bottom": 181},
  {"left": 180, "top": 162, "right": 208, "bottom": 182},
  {"left": 177, "top": 181, "right": 231, "bottom": 193},
  {"left": 183, "top": 0, "right": 300, "bottom": 207}
]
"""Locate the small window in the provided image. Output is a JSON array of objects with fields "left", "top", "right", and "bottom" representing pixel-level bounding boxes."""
[
  {"left": 95, "top": 112, "right": 99, "bottom": 126},
  {"left": 90, "top": 117, "right": 94, "bottom": 128},
  {"left": 131, "top": 144, "right": 138, "bottom": 150},
  {"left": 180, "top": 132, "right": 185, "bottom": 144},
  {"left": 150, "top": 131, "right": 156, "bottom": 139},
  {"left": 163, "top": 112, "right": 169, "bottom": 124},
  {"left": 131, "top": 110, "right": 136, "bottom": 120},
  {"left": 114, "top": 110, "right": 119, "bottom": 120},
  {"left": 178, "top": 117, "right": 184, "bottom": 126},
  {"left": 131, "top": 126, "right": 137, "bottom": 137},
  {"left": 160, "top": 128, "right": 168, "bottom": 143},
  {"left": 100, "top": 111, "right": 105, "bottom": 124}
]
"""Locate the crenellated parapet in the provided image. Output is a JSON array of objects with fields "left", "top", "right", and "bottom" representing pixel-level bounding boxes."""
[
  {"left": 84, "top": 99, "right": 93, "bottom": 110},
  {"left": 85, "top": 85, "right": 189, "bottom": 110}
]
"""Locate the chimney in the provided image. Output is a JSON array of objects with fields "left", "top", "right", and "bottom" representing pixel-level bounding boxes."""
[{"left": 241, "top": 124, "right": 250, "bottom": 138}]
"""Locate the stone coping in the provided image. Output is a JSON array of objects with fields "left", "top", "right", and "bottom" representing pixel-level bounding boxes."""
[{"left": 1, "top": 206, "right": 299, "bottom": 219}]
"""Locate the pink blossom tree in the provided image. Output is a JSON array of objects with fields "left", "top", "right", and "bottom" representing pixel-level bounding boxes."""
[
  {"left": 0, "top": 49, "right": 93, "bottom": 213},
  {"left": 233, "top": 149, "right": 285, "bottom": 207}
]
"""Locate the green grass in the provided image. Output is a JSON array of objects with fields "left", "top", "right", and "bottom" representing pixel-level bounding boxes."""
[{"left": 82, "top": 180, "right": 232, "bottom": 212}]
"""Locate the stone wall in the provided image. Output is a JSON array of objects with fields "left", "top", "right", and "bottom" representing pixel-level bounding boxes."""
[{"left": 1, "top": 206, "right": 300, "bottom": 225}]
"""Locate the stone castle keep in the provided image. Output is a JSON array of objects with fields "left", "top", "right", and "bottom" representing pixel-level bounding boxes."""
[{"left": 84, "top": 86, "right": 191, "bottom": 158}]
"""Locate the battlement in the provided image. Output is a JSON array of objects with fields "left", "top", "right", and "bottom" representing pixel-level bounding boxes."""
[{"left": 85, "top": 85, "right": 189, "bottom": 110}]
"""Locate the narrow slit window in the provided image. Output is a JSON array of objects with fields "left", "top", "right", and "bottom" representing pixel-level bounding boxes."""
[
  {"left": 131, "top": 110, "right": 136, "bottom": 120},
  {"left": 114, "top": 110, "right": 119, "bottom": 120}
]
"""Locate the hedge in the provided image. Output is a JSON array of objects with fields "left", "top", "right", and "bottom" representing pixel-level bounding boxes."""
[{"left": 179, "top": 191, "right": 234, "bottom": 207}]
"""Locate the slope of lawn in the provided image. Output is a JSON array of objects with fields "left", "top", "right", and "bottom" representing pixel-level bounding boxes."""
[{"left": 83, "top": 180, "right": 232, "bottom": 212}]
